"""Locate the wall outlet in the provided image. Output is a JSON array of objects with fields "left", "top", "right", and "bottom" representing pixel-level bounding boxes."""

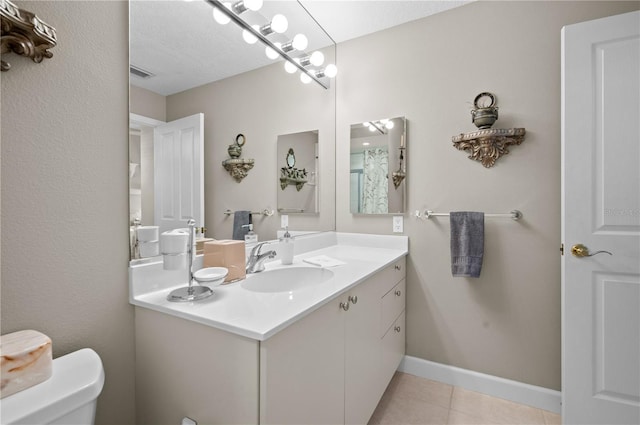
[
  {"left": 393, "top": 216, "right": 403, "bottom": 233},
  {"left": 281, "top": 214, "right": 289, "bottom": 228}
]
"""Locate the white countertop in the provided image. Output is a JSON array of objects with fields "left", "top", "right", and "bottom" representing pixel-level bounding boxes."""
[{"left": 129, "top": 232, "right": 408, "bottom": 341}]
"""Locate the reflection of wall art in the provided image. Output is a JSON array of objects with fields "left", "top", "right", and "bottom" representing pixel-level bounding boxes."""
[
  {"left": 280, "top": 148, "right": 308, "bottom": 191},
  {"left": 222, "top": 133, "right": 255, "bottom": 182},
  {"left": 452, "top": 93, "right": 526, "bottom": 168}
]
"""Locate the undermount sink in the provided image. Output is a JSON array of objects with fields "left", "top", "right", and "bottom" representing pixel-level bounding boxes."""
[{"left": 241, "top": 266, "right": 334, "bottom": 293}]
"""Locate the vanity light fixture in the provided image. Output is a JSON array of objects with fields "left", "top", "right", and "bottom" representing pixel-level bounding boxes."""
[{"left": 206, "top": 0, "right": 337, "bottom": 89}]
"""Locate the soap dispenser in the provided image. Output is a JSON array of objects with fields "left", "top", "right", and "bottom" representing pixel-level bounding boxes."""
[
  {"left": 279, "top": 227, "right": 294, "bottom": 265},
  {"left": 244, "top": 224, "right": 258, "bottom": 244}
]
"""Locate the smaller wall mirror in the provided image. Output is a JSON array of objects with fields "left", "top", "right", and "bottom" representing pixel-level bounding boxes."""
[
  {"left": 350, "top": 117, "right": 406, "bottom": 214},
  {"left": 277, "top": 130, "right": 319, "bottom": 214}
]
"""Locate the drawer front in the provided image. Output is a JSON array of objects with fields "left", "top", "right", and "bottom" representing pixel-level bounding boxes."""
[
  {"left": 375, "top": 257, "right": 406, "bottom": 298},
  {"left": 381, "top": 279, "right": 405, "bottom": 336},
  {"left": 380, "top": 311, "right": 406, "bottom": 389}
]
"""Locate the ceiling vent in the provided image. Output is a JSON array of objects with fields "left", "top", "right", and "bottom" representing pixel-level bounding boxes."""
[{"left": 130, "top": 65, "right": 155, "bottom": 79}]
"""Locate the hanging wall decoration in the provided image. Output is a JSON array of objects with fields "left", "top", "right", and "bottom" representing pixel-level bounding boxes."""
[
  {"left": 452, "top": 92, "right": 526, "bottom": 168},
  {"left": 222, "top": 134, "right": 255, "bottom": 182}
]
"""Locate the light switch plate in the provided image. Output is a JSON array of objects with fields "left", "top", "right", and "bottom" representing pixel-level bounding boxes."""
[
  {"left": 281, "top": 215, "right": 289, "bottom": 228},
  {"left": 393, "top": 216, "right": 403, "bottom": 233}
]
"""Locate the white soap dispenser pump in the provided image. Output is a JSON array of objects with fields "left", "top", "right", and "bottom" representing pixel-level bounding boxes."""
[
  {"left": 280, "top": 226, "right": 294, "bottom": 265},
  {"left": 244, "top": 224, "right": 258, "bottom": 244}
]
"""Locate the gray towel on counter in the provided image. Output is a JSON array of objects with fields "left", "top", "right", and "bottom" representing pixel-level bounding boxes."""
[
  {"left": 450, "top": 211, "right": 484, "bottom": 278},
  {"left": 232, "top": 210, "right": 251, "bottom": 240}
]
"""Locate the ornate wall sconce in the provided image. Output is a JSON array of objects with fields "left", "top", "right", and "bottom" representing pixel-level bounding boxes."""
[
  {"left": 452, "top": 92, "right": 526, "bottom": 168},
  {"left": 222, "top": 134, "right": 255, "bottom": 182},
  {"left": 1, "top": 0, "right": 57, "bottom": 72}
]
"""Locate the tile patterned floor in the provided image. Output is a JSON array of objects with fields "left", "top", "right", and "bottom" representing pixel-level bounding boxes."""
[{"left": 369, "top": 372, "right": 562, "bottom": 425}]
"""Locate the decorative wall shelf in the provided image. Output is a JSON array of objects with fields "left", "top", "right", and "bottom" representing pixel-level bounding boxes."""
[
  {"left": 452, "top": 128, "right": 526, "bottom": 168},
  {"left": 223, "top": 158, "right": 255, "bottom": 182},
  {"left": 1, "top": 0, "right": 57, "bottom": 72},
  {"left": 280, "top": 167, "right": 308, "bottom": 191},
  {"left": 452, "top": 92, "right": 526, "bottom": 168}
]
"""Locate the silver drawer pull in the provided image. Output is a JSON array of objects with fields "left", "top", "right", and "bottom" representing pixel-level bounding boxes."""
[
  {"left": 340, "top": 301, "right": 350, "bottom": 311},
  {"left": 394, "top": 265, "right": 401, "bottom": 271},
  {"left": 394, "top": 326, "right": 401, "bottom": 333},
  {"left": 348, "top": 295, "right": 358, "bottom": 305},
  {"left": 395, "top": 290, "right": 401, "bottom": 297}
]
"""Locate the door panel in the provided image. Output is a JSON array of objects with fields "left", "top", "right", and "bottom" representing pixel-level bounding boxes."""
[
  {"left": 153, "top": 113, "right": 204, "bottom": 233},
  {"left": 562, "top": 10, "right": 640, "bottom": 425}
]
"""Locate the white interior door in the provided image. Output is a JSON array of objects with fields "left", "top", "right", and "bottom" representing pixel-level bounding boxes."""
[
  {"left": 562, "top": 11, "right": 640, "bottom": 425},
  {"left": 154, "top": 113, "right": 204, "bottom": 234}
]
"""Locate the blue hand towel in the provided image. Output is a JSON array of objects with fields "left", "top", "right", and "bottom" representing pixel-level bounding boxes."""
[
  {"left": 450, "top": 212, "right": 484, "bottom": 278},
  {"left": 232, "top": 210, "right": 251, "bottom": 240}
]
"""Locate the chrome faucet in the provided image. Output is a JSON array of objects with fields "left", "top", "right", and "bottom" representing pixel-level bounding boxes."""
[{"left": 246, "top": 242, "right": 276, "bottom": 274}]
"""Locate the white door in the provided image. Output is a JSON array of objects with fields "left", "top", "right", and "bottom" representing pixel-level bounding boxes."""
[
  {"left": 562, "top": 11, "right": 640, "bottom": 425},
  {"left": 154, "top": 113, "right": 204, "bottom": 234}
]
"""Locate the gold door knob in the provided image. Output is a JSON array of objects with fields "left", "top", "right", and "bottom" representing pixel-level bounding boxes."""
[{"left": 571, "top": 244, "right": 613, "bottom": 258}]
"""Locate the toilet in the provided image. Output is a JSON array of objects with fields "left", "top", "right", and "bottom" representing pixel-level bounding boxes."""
[{"left": 1, "top": 348, "right": 104, "bottom": 424}]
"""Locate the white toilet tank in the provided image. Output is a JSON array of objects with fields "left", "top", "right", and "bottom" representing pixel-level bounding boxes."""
[{"left": 1, "top": 348, "right": 105, "bottom": 424}]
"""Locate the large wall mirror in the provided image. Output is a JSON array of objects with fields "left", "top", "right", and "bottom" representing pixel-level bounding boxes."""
[
  {"left": 129, "top": 0, "right": 336, "bottom": 262},
  {"left": 350, "top": 117, "right": 406, "bottom": 214}
]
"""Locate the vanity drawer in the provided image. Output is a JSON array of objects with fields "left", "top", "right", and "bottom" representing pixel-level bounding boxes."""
[
  {"left": 381, "top": 279, "right": 405, "bottom": 337},
  {"left": 375, "top": 257, "right": 406, "bottom": 298},
  {"left": 380, "top": 311, "right": 405, "bottom": 388}
]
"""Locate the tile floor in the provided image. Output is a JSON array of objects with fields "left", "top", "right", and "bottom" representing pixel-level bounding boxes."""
[{"left": 369, "top": 372, "right": 562, "bottom": 425}]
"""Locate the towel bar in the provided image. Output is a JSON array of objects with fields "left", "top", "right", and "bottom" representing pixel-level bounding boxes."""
[
  {"left": 223, "top": 209, "right": 274, "bottom": 217},
  {"left": 415, "top": 209, "right": 522, "bottom": 221}
]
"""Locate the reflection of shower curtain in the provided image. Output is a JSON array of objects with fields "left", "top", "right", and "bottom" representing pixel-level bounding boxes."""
[{"left": 362, "top": 148, "right": 388, "bottom": 214}]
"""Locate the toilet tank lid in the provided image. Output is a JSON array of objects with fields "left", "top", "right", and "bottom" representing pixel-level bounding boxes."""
[{"left": 1, "top": 348, "right": 105, "bottom": 424}]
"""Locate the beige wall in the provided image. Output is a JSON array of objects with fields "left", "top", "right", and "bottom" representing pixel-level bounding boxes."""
[
  {"left": 0, "top": 2, "right": 135, "bottom": 424},
  {"left": 166, "top": 54, "right": 336, "bottom": 241},
  {"left": 336, "top": 1, "right": 639, "bottom": 390},
  {"left": 130, "top": 84, "right": 166, "bottom": 122}
]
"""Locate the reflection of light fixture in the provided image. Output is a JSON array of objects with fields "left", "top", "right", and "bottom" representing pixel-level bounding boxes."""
[
  {"left": 362, "top": 142, "right": 370, "bottom": 146},
  {"left": 206, "top": 0, "right": 336, "bottom": 89},
  {"left": 363, "top": 119, "right": 394, "bottom": 134}
]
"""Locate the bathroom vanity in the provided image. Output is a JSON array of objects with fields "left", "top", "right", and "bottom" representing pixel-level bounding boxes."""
[{"left": 130, "top": 232, "right": 407, "bottom": 424}]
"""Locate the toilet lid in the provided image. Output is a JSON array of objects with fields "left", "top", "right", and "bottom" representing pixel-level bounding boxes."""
[{"left": 1, "top": 348, "right": 105, "bottom": 424}]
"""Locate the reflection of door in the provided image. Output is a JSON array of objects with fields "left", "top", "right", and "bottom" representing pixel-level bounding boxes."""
[
  {"left": 154, "top": 113, "right": 204, "bottom": 233},
  {"left": 562, "top": 11, "right": 639, "bottom": 425}
]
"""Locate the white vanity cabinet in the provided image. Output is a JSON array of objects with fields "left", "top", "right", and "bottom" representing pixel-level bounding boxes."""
[
  {"left": 260, "top": 257, "right": 406, "bottom": 425},
  {"left": 134, "top": 252, "right": 407, "bottom": 425}
]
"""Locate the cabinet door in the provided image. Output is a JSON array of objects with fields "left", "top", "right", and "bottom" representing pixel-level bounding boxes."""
[
  {"left": 381, "top": 311, "right": 406, "bottom": 388},
  {"left": 260, "top": 300, "right": 345, "bottom": 425},
  {"left": 345, "top": 278, "right": 383, "bottom": 425}
]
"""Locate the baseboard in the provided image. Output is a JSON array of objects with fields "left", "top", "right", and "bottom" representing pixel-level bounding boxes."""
[{"left": 398, "top": 355, "right": 561, "bottom": 414}]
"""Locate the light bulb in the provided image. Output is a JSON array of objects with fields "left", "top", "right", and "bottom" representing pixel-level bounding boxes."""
[
  {"left": 385, "top": 120, "right": 395, "bottom": 129},
  {"left": 300, "top": 73, "right": 312, "bottom": 84},
  {"left": 212, "top": 2, "right": 231, "bottom": 24},
  {"left": 242, "top": 25, "right": 259, "bottom": 44},
  {"left": 292, "top": 34, "right": 308, "bottom": 51},
  {"left": 271, "top": 14, "right": 288, "bottom": 33},
  {"left": 363, "top": 122, "right": 370, "bottom": 127},
  {"left": 324, "top": 64, "right": 338, "bottom": 78},
  {"left": 265, "top": 43, "right": 281, "bottom": 60},
  {"left": 369, "top": 125, "right": 376, "bottom": 132},
  {"left": 244, "top": 0, "right": 262, "bottom": 11},
  {"left": 310, "top": 51, "right": 324, "bottom": 66},
  {"left": 284, "top": 61, "right": 297, "bottom": 74}
]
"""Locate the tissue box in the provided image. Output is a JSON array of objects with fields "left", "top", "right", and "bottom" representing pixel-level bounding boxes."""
[
  {"left": 204, "top": 240, "right": 246, "bottom": 282},
  {"left": 1, "top": 330, "right": 52, "bottom": 399}
]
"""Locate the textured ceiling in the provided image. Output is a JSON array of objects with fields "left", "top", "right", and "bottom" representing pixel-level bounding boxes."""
[{"left": 130, "top": 0, "right": 471, "bottom": 96}]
